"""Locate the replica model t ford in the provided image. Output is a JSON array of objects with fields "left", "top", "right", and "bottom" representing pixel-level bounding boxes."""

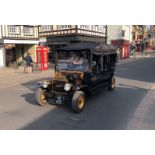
[{"left": 35, "top": 42, "right": 117, "bottom": 113}]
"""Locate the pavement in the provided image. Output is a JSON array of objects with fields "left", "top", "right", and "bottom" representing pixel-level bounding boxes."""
[
  {"left": 0, "top": 51, "right": 155, "bottom": 129},
  {"left": 0, "top": 63, "right": 55, "bottom": 89}
]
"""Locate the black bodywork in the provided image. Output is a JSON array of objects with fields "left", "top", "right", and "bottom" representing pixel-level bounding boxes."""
[{"left": 38, "top": 42, "right": 117, "bottom": 107}]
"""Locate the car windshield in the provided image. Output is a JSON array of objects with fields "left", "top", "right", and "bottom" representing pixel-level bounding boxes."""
[{"left": 57, "top": 51, "right": 89, "bottom": 71}]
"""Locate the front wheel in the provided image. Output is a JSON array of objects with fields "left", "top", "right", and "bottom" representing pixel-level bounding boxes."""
[
  {"left": 108, "top": 77, "right": 116, "bottom": 91},
  {"left": 35, "top": 88, "right": 48, "bottom": 106},
  {"left": 71, "top": 91, "right": 85, "bottom": 113}
]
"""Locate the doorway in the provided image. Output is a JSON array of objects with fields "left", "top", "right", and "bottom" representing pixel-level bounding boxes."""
[{"left": 6, "top": 48, "right": 16, "bottom": 66}]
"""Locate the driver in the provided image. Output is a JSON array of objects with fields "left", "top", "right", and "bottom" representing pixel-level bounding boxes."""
[{"left": 73, "top": 56, "right": 83, "bottom": 65}]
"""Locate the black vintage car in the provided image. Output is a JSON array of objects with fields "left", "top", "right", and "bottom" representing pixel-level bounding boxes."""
[{"left": 35, "top": 42, "right": 117, "bottom": 113}]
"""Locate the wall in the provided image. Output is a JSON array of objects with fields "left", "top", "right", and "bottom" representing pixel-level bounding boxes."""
[
  {"left": 27, "top": 44, "right": 37, "bottom": 62},
  {"left": 122, "top": 25, "right": 132, "bottom": 42},
  {"left": 0, "top": 26, "right": 2, "bottom": 39},
  {"left": 0, "top": 47, "right": 5, "bottom": 67}
]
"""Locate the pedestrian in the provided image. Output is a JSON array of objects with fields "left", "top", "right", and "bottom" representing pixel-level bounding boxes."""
[
  {"left": 24, "top": 53, "right": 33, "bottom": 74},
  {"left": 116, "top": 47, "right": 121, "bottom": 60},
  {"left": 131, "top": 42, "right": 137, "bottom": 59},
  {"left": 141, "top": 41, "right": 145, "bottom": 54},
  {"left": 129, "top": 42, "right": 132, "bottom": 56}
]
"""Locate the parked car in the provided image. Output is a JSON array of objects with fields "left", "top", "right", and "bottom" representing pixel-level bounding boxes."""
[{"left": 35, "top": 42, "right": 117, "bottom": 113}]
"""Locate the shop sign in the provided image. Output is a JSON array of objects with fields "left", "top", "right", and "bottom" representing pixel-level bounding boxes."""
[{"left": 4, "top": 44, "right": 15, "bottom": 49}]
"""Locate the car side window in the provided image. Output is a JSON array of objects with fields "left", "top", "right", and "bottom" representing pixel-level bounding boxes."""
[
  {"left": 103, "top": 55, "right": 109, "bottom": 70},
  {"left": 110, "top": 54, "right": 117, "bottom": 68},
  {"left": 92, "top": 55, "right": 102, "bottom": 74}
]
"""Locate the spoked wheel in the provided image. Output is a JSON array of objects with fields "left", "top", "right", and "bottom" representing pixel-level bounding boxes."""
[
  {"left": 36, "top": 88, "right": 48, "bottom": 106},
  {"left": 71, "top": 91, "right": 85, "bottom": 113},
  {"left": 108, "top": 77, "right": 116, "bottom": 91}
]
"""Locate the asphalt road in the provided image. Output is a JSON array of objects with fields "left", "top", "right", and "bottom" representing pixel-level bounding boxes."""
[{"left": 0, "top": 57, "right": 155, "bottom": 129}]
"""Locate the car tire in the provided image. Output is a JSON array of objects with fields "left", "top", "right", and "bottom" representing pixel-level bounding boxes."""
[
  {"left": 36, "top": 88, "right": 48, "bottom": 106},
  {"left": 71, "top": 91, "right": 85, "bottom": 113},
  {"left": 108, "top": 77, "right": 116, "bottom": 91}
]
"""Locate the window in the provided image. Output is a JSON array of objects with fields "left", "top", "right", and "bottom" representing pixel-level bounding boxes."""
[
  {"left": 98, "top": 25, "right": 104, "bottom": 32},
  {"left": 80, "top": 25, "right": 90, "bottom": 30},
  {"left": 103, "top": 55, "right": 109, "bottom": 70},
  {"left": 132, "top": 32, "right": 135, "bottom": 40},
  {"left": 41, "top": 25, "right": 53, "bottom": 32},
  {"left": 23, "top": 27, "right": 34, "bottom": 35},
  {"left": 92, "top": 54, "right": 102, "bottom": 73},
  {"left": 99, "top": 25, "right": 106, "bottom": 33},
  {"left": 8, "top": 25, "right": 20, "bottom": 34},
  {"left": 91, "top": 25, "right": 99, "bottom": 31},
  {"left": 57, "top": 25, "right": 71, "bottom": 29},
  {"left": 122, "top": 30, "right": 125, "bottom": 37}
]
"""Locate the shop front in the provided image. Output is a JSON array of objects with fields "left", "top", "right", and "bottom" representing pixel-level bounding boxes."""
[
  {"left": 2, "top": 40, "right": 39, "bottom": 68},
  {"left": 111, "top": 39, "right": 130, "bottom": 59}
]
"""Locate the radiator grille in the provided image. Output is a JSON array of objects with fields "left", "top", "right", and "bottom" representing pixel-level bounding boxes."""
[{"left": 52, "top": 80, "right": 66, "bottom": 93}]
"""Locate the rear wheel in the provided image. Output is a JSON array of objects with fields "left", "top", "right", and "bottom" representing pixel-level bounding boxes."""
[
  {"left": 71, "top": 91, "right": 85, "bottom": 113},
  {"left": 36, "top": 88, "right": 48, "bottom": 106},
  {"left": 108, "top": 77, "right": 116, "bottom": 91}
]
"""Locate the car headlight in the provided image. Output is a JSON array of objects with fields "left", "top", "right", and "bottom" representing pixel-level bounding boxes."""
[
  {"left": 64, "top": 83, "right": 72, "bottom": 91},
  {"left": 42, "top": 82, "right": 48, "bottom": 88}
]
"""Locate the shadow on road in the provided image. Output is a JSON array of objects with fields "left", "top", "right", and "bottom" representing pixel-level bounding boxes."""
[
  {"left": 20, "top": 84, "right": 148, "bottom": 130},
  {"left": 21, "top": 93, "right": 39, "bottom": 106},
  {"left": 20, "top": 77, "right": 51, "bottom": 106}
]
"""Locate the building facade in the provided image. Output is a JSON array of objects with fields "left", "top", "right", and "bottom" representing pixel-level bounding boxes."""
[
  {"left": 107, "top": 25, "right": 132, "bottom": 44},
  {"left": 150, "top": 25, "right": 155, "bottom": 49},
  {"left": 107, "top": 25, "right": 132, "bottom": 59},
  {"left": 0, "top": 25, "right": 39, "bottom": 68},
  {"left": 132, "top": 25, "right": 147, "bottom": 52},
  {"left": 39, "top": 25, "right": 107, "bottom": 62},
  {"left": 132, "top": 25, "right": 144, "bottom": 43}
]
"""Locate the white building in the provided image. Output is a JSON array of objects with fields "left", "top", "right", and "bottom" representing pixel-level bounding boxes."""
[
  {"left": 0, "top": 25, "right": 39, "bottom": 68},
  {"left": 107, "top": 25, "right": 132, "bottom": 59},
  {"left": 107, "top": 25, "right": 132, "bottom": 44}
]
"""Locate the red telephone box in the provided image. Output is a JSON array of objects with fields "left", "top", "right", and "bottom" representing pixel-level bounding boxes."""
[
  {"left": 111, "top": 39, "right": 130, "bottom": 59},
  {"left": 36, "top": 46, "right": 48, "bottom": 71}
]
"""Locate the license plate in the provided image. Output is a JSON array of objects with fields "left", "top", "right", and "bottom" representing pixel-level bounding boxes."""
[{"left": 55, "top": 97, "right": 64, "bottom": 104}]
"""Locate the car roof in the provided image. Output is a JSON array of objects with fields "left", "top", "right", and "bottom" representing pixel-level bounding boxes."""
[{"left": 58, "top": 42, "right": 117, "bottom": 54}]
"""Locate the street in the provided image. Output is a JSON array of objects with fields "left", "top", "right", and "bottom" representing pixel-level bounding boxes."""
[{"left": 0, "top": 56, "right": 155, "bottom": 129}]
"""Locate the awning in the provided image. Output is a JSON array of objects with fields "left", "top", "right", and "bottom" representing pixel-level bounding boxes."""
[{"left": 4, "top": 39, "right": 39, "bottom": 44}]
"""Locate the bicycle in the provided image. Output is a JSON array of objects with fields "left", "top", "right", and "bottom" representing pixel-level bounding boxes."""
[
  {"left": 32, "top": 62, "right": 40, "bottom": 73},
  {"left": 24, "top": 64, "right": 28, "bottom": 73}
]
